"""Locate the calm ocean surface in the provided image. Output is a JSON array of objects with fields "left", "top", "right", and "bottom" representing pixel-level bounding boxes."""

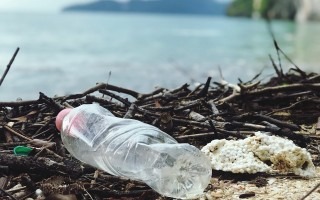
[{"left": 0, "top": 12, "right": 320, "bottom": 101}]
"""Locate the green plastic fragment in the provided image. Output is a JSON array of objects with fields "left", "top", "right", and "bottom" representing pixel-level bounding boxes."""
[{"left": 13, "top": 146, "right": 33, "bottom": 156}]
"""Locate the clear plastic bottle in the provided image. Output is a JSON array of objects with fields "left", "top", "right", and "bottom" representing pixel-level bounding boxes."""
[{"left": 56, "top": 103, "right": 212, "bottom": 199}]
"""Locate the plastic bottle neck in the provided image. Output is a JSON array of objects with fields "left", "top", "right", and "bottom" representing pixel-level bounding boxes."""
[{"left": 56, "top": 108, "right": 72, "bottom": 131}]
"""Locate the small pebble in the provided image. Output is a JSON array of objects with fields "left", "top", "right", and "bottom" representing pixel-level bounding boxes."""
[{"left": 35, "top": 189, "right": 43, "bottom": 196}]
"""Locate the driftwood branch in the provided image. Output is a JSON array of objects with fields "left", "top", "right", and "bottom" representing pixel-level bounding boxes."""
[{"left": 0, "top": 154, "right": 83, "bottom": 178}]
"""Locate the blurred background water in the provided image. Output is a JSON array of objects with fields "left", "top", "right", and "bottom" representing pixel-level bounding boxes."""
[{"left": 0, "top": 2, "right": 320, "bottom": 101}]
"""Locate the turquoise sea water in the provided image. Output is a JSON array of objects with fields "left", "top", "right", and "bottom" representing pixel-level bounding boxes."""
[{"left": 0, "top": 12, "right": 320, "bottom": 101}]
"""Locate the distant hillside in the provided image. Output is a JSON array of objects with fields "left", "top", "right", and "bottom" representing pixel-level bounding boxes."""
[
  {"left": 63, "top": 0, "right": 229, "bottom": 16},
  {"left": 227, "top": 0, "right": 320, "bottom": 22}
]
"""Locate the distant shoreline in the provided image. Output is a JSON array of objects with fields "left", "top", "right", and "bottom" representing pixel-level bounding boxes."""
[{"left": 63, "top": 0, "right": 229, "bottom": 16}]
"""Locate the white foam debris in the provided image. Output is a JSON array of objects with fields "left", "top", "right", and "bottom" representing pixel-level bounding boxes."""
[{"left": 201, "top": 132, "right": 316, "bottom": 177}]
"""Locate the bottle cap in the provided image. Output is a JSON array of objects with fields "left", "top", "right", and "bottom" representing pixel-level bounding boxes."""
[
  {"left": 13, "top": 146, "right": 33, "bottom": 156},
  {"left": 56, "top": 108, "right": 72, "bottom": 131}
]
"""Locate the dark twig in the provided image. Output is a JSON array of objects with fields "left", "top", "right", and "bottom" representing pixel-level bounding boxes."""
[
  {"left": 0, "top": 99, "right": 39, "bottom": 107},
  {"left": 269, "top": 54, "right": 283, "bottom": 80},
  {"left": 267, "top": 22, "right": 283, "bottom": 77},
  {"left": 3, "top": 125, "right": 32, "bottom": 141},
  {"left": 247, "top": 67, "right": 264, "bottom": 83},
  {"left": 234, "top": 113, "right": 300, "bottom": 131},
  {"left": 0, "top": 47, "right": 20, "bottom": 87},
  {"left": 174, "top": 99, "right": 204, "bottom": 112},
  {"left": 281, "top": 49, "right": 307, "bottom": 78},
  {"left": 62, "top": 83, "right": 109, "bottom": 100},
  {"left": 39, "top": 92, "right": 64, "bottom": 111},
  {"left": 0, "top": 188, "right": 17, "bottom": 200},
  {"left": 102, "top": 83, "right": 144, "bottom": 99},
  {"left": 141, "top": 105, "right": 174, "bottom": 112},
  {"left": 99, "top": 89, "right": 131, "bottom": 107},
  {"left": 137, "top": 84, "right": 190, "bottom": 104},
  {"left": 267, "top": 98, "right": 319, "bottom": 115},
  {"left": 267, "top": 20, "right": 306, "bottom": 78},
  {"left": 0, "top": 154, "right": 83, "bottom": 177},
  {"left": 300, "top": 182, "right": 320, "bottom": 200},
  {"left": 85, "top": 95, "right": 121, "bottom": 108},
  {"left": 197, "top": 77, "right": 211, "bottom": 97},
  {"left": 247, "top": 83, "right": 320, "bottom": 96},
  {"left": 63, "top": 82, "right": 145, "bottom": 101}
]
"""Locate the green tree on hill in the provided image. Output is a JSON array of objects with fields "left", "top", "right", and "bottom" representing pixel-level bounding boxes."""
[
  {"left": 227, "top": 0, "right": 254, "bottom": 17},
  {"left": 227, "top": 0, "right": 296, "bottom": 20}
]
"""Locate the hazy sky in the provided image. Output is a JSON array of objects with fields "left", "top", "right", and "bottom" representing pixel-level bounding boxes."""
[
  {"left": 0, "top": 0, "right": 95, "bottom": 12},
  {"left": 0, "top": 0, "right": 231, "bottom": 13}
]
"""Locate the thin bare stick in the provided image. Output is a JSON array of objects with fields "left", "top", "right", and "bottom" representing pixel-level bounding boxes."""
[
  {"left": 279, "top": 46, "right": 307, "bottom": 78},
  {"left": 0, "top": 99, "right": 39, "bottom": 107},
  {"left": 300, "top": 182, "right": 320, "bottom": 200},
  {"left": 247, "top": 83, "right": 320, "bottom": 95},
  {"left": 3, "top": 125, "right": 32, "bottom": 141},
  {"left": 176, "top": 132, "right": 215, "bottom": 140},
  {"left": 267, "top": 21, "right": 306, "bottom": 78},
  {"left": 0, "top": 47, "right": 20, "bottom": 87},
  {"left": 262, "top": 115, "right": 299, "bottom": 130},
  {"left": 5, "top": 186, "right": 26, "bottom": 193},
  {"left": 269, "top": 54, "right": 282, "bottom": 79},
  {"left": 267, "top": 21, "right": 283, "bottom": 75},
  {"left": 266, "top": 98, "right": 317, "bottom": 115},
  {"left": 0, "top": 187, "right": 17, "bottom": 200},
  {"left": 62, "top": 82, "right": 144, "bottom": 101}
]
